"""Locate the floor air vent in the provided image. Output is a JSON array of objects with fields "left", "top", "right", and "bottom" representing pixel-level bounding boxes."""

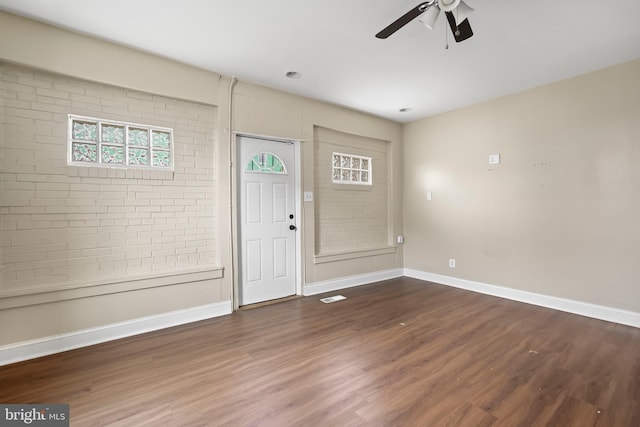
[{"left": 320, "top": 295, "right": 346, "bottom": 304}]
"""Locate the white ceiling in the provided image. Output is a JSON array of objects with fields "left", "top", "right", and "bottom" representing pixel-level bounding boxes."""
[{"left": 1, "top": 0, "right": 640, "bottom": 122}]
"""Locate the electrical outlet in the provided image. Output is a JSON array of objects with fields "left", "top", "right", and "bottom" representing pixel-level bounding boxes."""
[{"left": 449, "top": 259, "right": 456, "bottom": 268}]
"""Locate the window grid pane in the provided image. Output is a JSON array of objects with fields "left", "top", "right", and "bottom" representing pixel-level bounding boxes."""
[
  {"left": 332, "top": 152, "right": 372, "bottom": 186},
  {"left": 128, "top": 148, "right": 149, "bottom": 166},
  {"left": 101, "top": 145, "right": 125, "bottom": 164},
  {"left": 102, "top": 124, "right": 124, "bottom": 144},
  {"left": 72, "top": 142, "right": 97, "bottom": 162},
  {"left": 153, "top": 150, "right": 172, "bottom": 168},
  {"left": 152, "top": 131, "right": 171, "bottom": 149},
  {"left": 72, "top": 121, "right": 97, "bottom": 141},
  {"left": 68, "top": 115, "right": 173, "bottom": 170},
  {"left": 128, "top": 128, "right": 149, "bottom": 147}
]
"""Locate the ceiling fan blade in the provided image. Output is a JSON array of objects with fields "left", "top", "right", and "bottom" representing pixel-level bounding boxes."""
[
  {"left": 445, "top": 11, "right": 473, "bottom": 42},
  {"left": 376, "top": 2, "right": 432, "bottom": 39}
]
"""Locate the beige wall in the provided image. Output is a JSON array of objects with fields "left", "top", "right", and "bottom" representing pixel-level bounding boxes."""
[
  {"left": 313, "top": 126, "right": 390, "bottom": 255},
  {"left": 0, "top": 11, "right": 218, "bottom": 105},
  {"left": 0, "top": 11, "right": 403, "bottom": 347},
  {"left": 403, "top": 59, "right": 640, "bottom": 313},
  {"left": 0, "top": 11, "right": 228, "bottom": 346},
  {"left": 231, "top": 80, "right": 403, "bottom": 286},
  {"left": 1, "top": 64, "right": 218, "bottom": 290}
]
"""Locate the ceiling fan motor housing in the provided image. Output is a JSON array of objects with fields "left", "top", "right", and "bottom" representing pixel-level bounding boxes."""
[{"left": 438, "top": 0, "right": 461, "bottom": 12}]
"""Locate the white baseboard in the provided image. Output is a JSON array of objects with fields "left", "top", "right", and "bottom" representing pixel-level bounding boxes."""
[
  {"left": 404, "top": 269, "right": 640, "bottom": 328},
  {"left": 304, "top": 268, "right": 403, "bottom": 296},
  {"left": 5, "top": 269, "right": 637, "bottom": 366},
  {"left": 0, "top": 301, "right": 232, "bottom": 366}
]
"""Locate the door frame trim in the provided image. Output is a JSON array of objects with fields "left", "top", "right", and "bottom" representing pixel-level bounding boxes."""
[{"left": 232, "top": 132, "right": 302, "bottom": 310}]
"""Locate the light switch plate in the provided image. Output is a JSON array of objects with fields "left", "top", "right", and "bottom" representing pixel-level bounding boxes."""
[{"left": 489, "top": 154, "right": 500, "bottom": 165}]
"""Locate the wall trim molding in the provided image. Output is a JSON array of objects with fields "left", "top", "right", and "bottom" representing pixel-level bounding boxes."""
[
  {"left": 313, "top": 247, "right": 397, "bottom": 264},
  {"left": 404, "top": 269, "right": 640, "bottom": 328},
  {"left": 0, "top": 300, "right": 232, "bottom": 366},
  {"left": 304, "top": 268, "right": 403, "bottom": 296},
  {"left": 0, "top": 266, "right": 224, "bottom": 310}
]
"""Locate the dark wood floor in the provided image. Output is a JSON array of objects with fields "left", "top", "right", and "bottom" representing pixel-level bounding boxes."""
[{"left": 2, "top": 277, "right": 639, "bottom": 426}]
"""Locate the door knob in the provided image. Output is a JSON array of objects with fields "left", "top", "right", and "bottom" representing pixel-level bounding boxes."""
[{"left": 289, "top": 225, "right": 297, "bottom": 231}]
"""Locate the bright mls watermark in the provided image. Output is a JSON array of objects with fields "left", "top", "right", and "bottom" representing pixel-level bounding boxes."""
[{"left": 1, "top": 405, "right": 69, "bottom": 426}]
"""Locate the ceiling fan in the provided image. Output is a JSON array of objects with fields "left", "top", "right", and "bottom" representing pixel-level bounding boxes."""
[{"left": 376, "top": 0, "right": 474, "bottom": 43}]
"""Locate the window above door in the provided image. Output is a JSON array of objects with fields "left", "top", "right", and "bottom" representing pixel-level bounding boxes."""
[{"left": 244, "top": 152, "right": 287, "bottom": 174}]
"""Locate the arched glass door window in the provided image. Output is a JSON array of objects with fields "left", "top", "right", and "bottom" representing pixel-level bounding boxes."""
[{"left": 244, "top": 152, "right": 287, "bottom": 174}]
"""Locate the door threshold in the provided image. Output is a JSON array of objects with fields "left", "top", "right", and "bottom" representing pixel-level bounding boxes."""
[{"left": 239, "top": 295, "right": 303, "bottom": 310}]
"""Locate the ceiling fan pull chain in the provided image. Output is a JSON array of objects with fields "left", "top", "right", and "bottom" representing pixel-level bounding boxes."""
[{"left": 445, "top": 22, "right": 449, "bottom": 50}]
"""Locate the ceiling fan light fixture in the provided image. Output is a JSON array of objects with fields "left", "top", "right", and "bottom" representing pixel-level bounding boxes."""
[
  {"left": 455, "top": 1, "right": 475, "bottom": 23},
  {"left": 438, "top": 0, "right": 461, "bottom": 12},
  {"left": 418, "top": 5, "right": 440, "bottom": 30}
]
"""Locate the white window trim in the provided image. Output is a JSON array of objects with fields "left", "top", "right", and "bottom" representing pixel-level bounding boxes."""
[
  {"left": 332, "top": 152, "right": 372, "bottom": 185},
  {"left": 67, "top": 114, "right": 174, "bottom": 170}
]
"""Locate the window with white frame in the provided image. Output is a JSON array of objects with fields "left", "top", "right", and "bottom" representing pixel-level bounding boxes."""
[
  {"left": 68, "top": 115, "right": 174, "bottom": 169},
  {"left": 332, "top": 152, "right": 372, "bottom": 185}
]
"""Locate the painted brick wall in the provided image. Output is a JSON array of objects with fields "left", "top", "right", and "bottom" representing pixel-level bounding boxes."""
[
  {"left": 313, "top": 126, "right": 389, "bottom": 254},
  {"left": 0, "top": 63, "right": 217, "bottom": 293}
]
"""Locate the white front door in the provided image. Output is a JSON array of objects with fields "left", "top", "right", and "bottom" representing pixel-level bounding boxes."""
[{"left": 238, "top": 136, "right": 297, "bottom": 305}]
